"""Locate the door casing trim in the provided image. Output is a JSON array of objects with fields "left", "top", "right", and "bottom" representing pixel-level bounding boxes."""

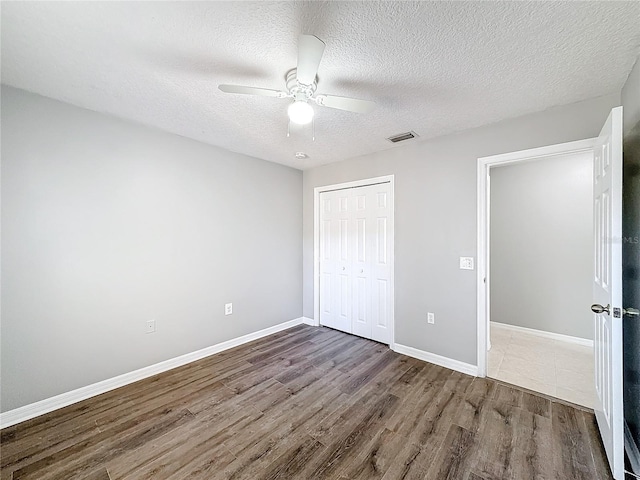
[{"left": 476, "top": 138, "right": 596, "bottom": 376}]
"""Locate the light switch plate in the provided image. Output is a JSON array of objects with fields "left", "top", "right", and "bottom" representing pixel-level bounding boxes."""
[{"left": 459, "top": 257, "right": 474, "bottom": 270}]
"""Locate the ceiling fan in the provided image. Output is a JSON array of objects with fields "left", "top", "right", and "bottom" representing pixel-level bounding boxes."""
[{"left": 219, "top": 35, "right": 376, "bottom": 127}]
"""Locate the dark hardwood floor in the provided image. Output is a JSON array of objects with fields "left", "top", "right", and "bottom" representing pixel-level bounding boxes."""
[{"left": 1, "top": 324, "right": 612, "bottom": 479}]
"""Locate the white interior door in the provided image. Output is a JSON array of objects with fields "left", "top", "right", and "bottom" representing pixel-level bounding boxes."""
[
  {"left": 592, "top": 106, "right": 624, "bottom": 479},
  {"left": 351, "top": 188, "right": 372, "bottom": 339},
  {"left": 370, "top": 183, "right": 392, "bottom": 344},
  {"left": 319, "top": 182, "right": 392, "bottom": 344},
  {"left": 319, "top": 189, "right": 352, "bottom": 333}
]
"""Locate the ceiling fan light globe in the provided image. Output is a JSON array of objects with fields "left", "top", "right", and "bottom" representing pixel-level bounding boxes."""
[{"left": 288, "top": 100, "right": 314, "bottom": 125}]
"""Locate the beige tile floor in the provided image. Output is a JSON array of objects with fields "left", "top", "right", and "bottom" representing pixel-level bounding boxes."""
[{"left": 488, "top": 323, "right": 595, "bottom": 408}]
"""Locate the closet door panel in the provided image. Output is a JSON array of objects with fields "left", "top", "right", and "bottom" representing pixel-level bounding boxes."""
[
  {"left": 319, "top": 195, "right": 337, "bottom": 329},
  {"left": 320, "top": 182, "right": 392, "bottom": 343},
  {"left": 371, "top": 184, "right": 392, "bottom": 344},
  {"left": 319, "top": 189, "right": 352, "bottom": 333},
  {"left": 352, "top": 189, "right": 372, "bottom": 338}
]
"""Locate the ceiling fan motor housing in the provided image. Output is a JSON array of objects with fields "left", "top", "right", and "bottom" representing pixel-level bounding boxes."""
[{"left": 286, "top": 68, "right": 317, "bottom": 101}]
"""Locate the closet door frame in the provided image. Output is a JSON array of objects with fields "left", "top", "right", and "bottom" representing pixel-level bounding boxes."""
[{"left": 313, "top": 175, "right": 395, "bottom": 348}]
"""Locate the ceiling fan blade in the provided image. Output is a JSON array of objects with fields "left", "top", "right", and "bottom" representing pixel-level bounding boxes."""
[
  {"left": 314, "top": 94, "right": 376, "bottom": 114},
  {"left": 296, "top": 35, "right": 325, "bottom": 85},
  {"left": 219, "top": 85, "right": 288, "bottom": 98}
]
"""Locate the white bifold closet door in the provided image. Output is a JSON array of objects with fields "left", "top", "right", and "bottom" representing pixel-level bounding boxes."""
[{"left": 319, "top": 182, "right": 392, "bottom": 344}]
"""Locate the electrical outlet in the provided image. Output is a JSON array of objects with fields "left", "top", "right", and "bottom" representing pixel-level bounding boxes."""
[
  {"left": 427, "top": 312, "right": 435, "bottom": 324},
  {"left": 459, "top": 257, "right": 474, "bottom": 270},
  {"left": 146, "top": 319, "right": 156, "bottom": 334},
  {"left": 225, "top": 303, "right": 233, "bottom": 315}
]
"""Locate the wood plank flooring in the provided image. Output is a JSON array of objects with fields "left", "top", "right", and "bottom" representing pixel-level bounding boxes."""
[{"left": 0, "top": 324, "right": 613, "bottom": 479}]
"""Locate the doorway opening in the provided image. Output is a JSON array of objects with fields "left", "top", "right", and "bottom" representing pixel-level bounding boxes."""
[
  {"left": 312, "top": 175, "right": 395, "bottom": 347},
  {"left": 476, "top": 139, "right": 596, "bottom": 407}
]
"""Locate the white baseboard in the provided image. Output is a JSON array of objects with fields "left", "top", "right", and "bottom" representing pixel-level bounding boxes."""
[
  {"left": 301, "top": 316, "right": 317, "bottom": 326},
  {"left": 0, "top": 317, "right": 307, "bottom": 429},
  {"left": 626, "top": 419, "right": 640, "bottom": 476},
  {"left": 491, "top": 321, "right": 593, "bottom": 347},
  {"left": 394, "top": 343, "right": 478, "bottom": 377}
]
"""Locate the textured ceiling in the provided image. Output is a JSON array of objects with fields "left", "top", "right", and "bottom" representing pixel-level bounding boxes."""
[{"left": 2, "top": 1, "right": 640, "bottom": 170}]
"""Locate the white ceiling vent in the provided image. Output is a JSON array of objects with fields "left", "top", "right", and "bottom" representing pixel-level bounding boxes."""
[{"left": 387, "top": 131, "right": 419, "bottom": 144}]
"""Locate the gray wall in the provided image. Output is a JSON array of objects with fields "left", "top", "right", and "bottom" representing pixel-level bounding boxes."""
[
  {"left": 621, "top": 55, "right": 640, "bottom": 470},
  {"left": 1, "top": 86, "right": 303, "bottom": 412},
  {"left": 490, "top": 153, "right": 593, "bottom": 339},
  {"left": 303, "top": 93, "right": 620, "bottom": 365},
  {"left": 623, "top": 56, "right": 640, "bottom": 137}
]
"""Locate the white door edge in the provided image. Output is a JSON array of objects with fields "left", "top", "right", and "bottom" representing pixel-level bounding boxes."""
[
  {"left": 313, "top": 175, "right": 395, "bottom": 349},
  {"left": 475, "top": 138, "right": 596, "bottom": 377},
  {"left": 592, "top": 106, "right": 624, "bottom": 479}
]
